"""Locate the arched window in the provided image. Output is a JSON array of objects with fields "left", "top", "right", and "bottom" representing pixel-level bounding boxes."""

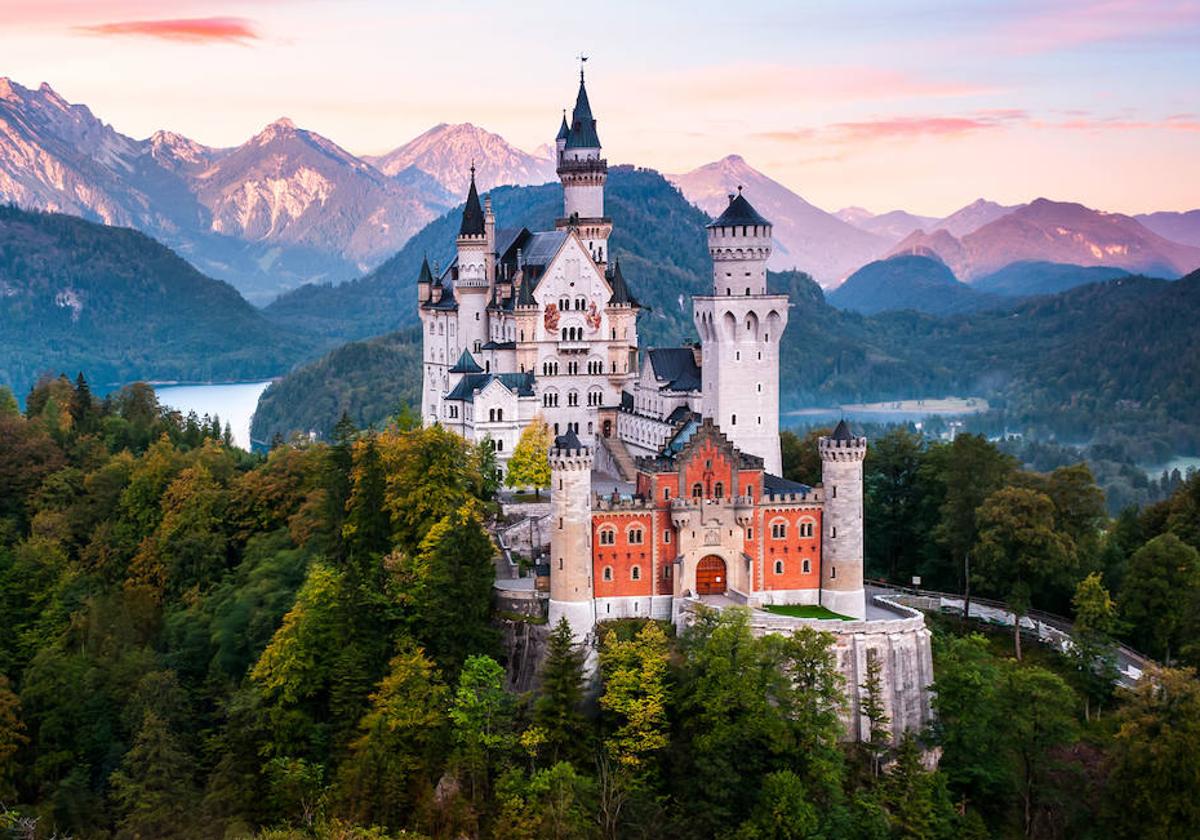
[
  {"left": 497, "top": 409, "right": 503, "bottom": 422},
  {"left": 628, "top": 526, "right": 644, "bottom": 545},
  {"left": 603, "top": 566, "right": 613, "bottom": 581},
  {"left": 692, "top": 483, "right": 704, "bottom": 499},
  {"left": 774, "top": 560, "right": 784, "bottom": 575},
  {"left": 798, "top": 519, "right": 815, "bottom": 538},
  {"left": 802, "top": 559, "right": 811, "bottom": 574},
  {"left": 714, "top": 482, "right": 724, "bottom": 499},
  {"left": 631, "top": 565, "right": 641, "bottom": 581},
  {"left": 770, "top": 519, "right": 787, "bottom": 540},
  {"left": 599, "top": 527, "right": 616, "bottom": 546}
]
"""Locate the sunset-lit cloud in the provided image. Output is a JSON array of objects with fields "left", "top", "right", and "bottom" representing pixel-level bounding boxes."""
[
  {"left": 76, "top": 16, "right": 258, "bottom": 44},
  {"left": 1002, "top": 0, "right": 1200, "bottom": 53}
]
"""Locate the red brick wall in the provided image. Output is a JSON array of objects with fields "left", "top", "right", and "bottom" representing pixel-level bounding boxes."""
[
  {"left": 592, "top": 512, "right": 655, "bottom": 598},
  {"left": 759, "top": 507, "right": 822, "bottom": 592}
]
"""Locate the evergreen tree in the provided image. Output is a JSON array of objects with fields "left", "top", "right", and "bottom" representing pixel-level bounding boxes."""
[
  {"left": 1069, "top": 572, "right": 1119, "bottom": 719},
  {"left": 337, "top": 644, "right": 450, "bottom": 829},
  {"left": 533, "top": 618, "right": 588, "bottom": 765},
  {"left": 342, "top": 434, "right": 391, "bottom": 579},
  {"left": 70, "top": 372, "right": 95, "bottom": 435},
  {"left": 859, "top": 652, "right": 891, "bottom": 778},
  {"left": 449, "top": 655, "right": 513, "bottom": 806},
  {"left": 108, "top": 711, "right": 198, "bottom": 839},
  {"left": 506, "top": 416, "right": 552, "bottom": 496},
  {"left": 0, "top": 674, "right": 27, "bottom": 801},
  {"left": 403, "top": 504, "right": 498, "bottom": 674}
]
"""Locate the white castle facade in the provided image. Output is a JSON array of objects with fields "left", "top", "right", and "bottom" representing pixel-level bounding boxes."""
[{"left": 420, "top": 70, "right": 934, "bottom": 740}]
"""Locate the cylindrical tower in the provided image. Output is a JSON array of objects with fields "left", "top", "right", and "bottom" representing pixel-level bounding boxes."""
[
  {"left": 694, "top": 188, "right": 788, "bottom": 474},
  {"left": 457, "top": 166, "right": 490, "bottom": 354},
  {"left": 556, "top": 69, "right": 611, "bottom": 267},
  {"left": 548, "top": 430, "right": 596, "bottom": 643},
  {"left": 819, "top": 420, "right": 867, "bottom": 619}
]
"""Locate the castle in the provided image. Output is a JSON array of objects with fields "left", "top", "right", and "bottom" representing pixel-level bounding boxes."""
[{"left": 421, "top": 69, "right": 934, "bottom": 739}]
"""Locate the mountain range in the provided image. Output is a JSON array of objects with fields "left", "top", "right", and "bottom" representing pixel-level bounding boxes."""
[{"left": 887, "top": 199, "right": 1200, "bottom": 280}]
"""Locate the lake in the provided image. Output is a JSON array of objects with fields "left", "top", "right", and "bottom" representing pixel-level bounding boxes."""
[
  {"left": 786, "top": 397, "right": 990, "bottom": 426},
  {"left": 155, "top": 381, "right": 273, "bottom": 450}
]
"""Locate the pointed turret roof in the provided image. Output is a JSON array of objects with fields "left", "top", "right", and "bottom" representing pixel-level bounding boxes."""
[
  {"left": 556, "top": 110, "right": 569, "bottom": 141},
  {"left": 565, "top": 71, "right": 601, "bottom": 149},
  {"left": 459, "top": 166, "right": 485, "bottom": 236},
  {"left": 830, "top": 418, "right": 856, "bottom": 441},
  {"left": 516, "top": 275, "right": 536, "bottom": 307},
  {"left": 707, "top": 188, "right": 771, "bottom": 229},
  {"left": 607, "top": 259, "right": 638, "bottom": 306},
  {"left": 417, "top": 255, "right": 433, "bottom": 284},
  {"left": 449, "top": 348, "right": 484, "bottom": 374}
]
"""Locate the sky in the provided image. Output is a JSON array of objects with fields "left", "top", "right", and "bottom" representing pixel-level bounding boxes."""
[{"left": 1, "top": 0, "right": 1198, "bottom": 216}]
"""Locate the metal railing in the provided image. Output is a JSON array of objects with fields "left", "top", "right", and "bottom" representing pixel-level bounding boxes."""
[{"left": 865, "top": 578, "right": 1156, "bottom": 675}]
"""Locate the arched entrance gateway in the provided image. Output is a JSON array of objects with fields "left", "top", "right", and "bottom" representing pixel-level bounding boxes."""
[{"left": 695, "top": 555, "right": 727, "bottom": 595}]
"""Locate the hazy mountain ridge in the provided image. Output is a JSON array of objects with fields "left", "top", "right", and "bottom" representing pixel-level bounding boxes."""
[
  {"left": 827, "top": 254, "right": 1003, "bottom": 315},
  {"left": 668, "top": 154, "right": 888, "bottom": 286},
  {"left": 888, "top": 198, "right": 1200, "bottom": 280}
]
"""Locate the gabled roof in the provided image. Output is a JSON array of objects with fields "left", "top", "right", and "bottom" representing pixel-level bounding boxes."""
[
  {"left": 565, "top": 74, "right": 601, "bottom": 149},
  {"left": 449, "top": 349, "right": 483, "bottom": 374},
  {"left": 521, "top": 230, "right": 568, "bottom": 269},
  {"left": 607, "top": 259, "right": 639, "bottom": 306},
  {"left": 460, "top": 167, "right": 485, "bottom": 236},
  {"left": 445, "top": 372, "right": 535, "bottom": 403},
  {"left": 707, "top": 189, "right": 771, "bottom": 229},
  {"left": 647, "top": 348, "right": 701, "bottom": 393}
]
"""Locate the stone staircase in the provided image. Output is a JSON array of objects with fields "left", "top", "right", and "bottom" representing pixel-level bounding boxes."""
[{"left": 598, "top": 435, "right": 638, "bottom": 482}]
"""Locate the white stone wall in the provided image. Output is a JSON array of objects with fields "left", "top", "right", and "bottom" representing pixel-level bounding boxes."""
[{"left": 694, "top": 294, "right": 789, "bottom": 475}]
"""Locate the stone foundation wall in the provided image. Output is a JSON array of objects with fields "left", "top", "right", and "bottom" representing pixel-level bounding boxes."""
[{"left": 678, "top": 595, "right": 935, "bottom": 742}]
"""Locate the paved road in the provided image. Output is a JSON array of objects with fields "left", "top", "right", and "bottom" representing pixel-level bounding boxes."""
[{"left": 867, "top": 584, "right": 1151, "bottom": 688}]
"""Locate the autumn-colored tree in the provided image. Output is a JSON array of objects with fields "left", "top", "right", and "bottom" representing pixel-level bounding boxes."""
[
  {"left": 505, "top": 416, "right": 552, "bottom": 496},
  {"left": 1069, "top": 572, "right": 1120, "bottom": 719},
  {"left": 1104, "top": 666, "right": 1200, "bottom": 837},
  {"left": 598, "top": 621, "right": 670, "bottom": 774}
]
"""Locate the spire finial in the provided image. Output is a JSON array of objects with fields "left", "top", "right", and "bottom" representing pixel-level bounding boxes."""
[
  {"left": 737, "top": 184, "right": 743, "bottom": 195},
  {"left": 577, "top": 53, "right": 588, "bottom": 83},
  {"left": 470, "top": 161, "right": 476, "bottom": 181}
]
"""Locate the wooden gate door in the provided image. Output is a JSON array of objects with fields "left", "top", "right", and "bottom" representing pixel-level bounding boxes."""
[{"left": 696, "top": 555, "right": 727, "bottom": 595}]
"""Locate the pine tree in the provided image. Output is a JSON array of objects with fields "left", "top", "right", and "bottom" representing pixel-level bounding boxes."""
[
  {"left": 70, "top": 372, "right": 95, "bottom": 434},
  {"left": 859, "top": 651, "right": 891, "bottom": 778},
  {"left": 109, "top": 711, "right": 198, "bottom": 839},
  {"left": 534, "top": 618, "right": 588, "bottom": 764},
  {"left": 0, "top": 674, "right": 27, "bottom": 801},
  {"left": 342, "top": 434, "right": 391, "bottom": 581}
]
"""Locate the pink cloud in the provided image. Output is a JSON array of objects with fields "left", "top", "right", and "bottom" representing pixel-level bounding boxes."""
[
  {"left": 77, "top": 16, "right": 258, "bottom": 43},
  {"left": 1004, "top": 0, "right": 1200, "bottom": 53},
  {"left": 830, "top": 114, "right": 1018, "bottom": 141}
]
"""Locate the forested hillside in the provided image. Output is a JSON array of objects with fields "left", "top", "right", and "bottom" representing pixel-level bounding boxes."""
[
  {"left": 827, "top": 254, "right": 1001, "bottom": 315},
  {"left": 0, "top": 206, "right": 313, "bottom": 398},
  {"left": 3, "top": 381, "right": 1200, "bottom": 837},
  {"left": 264, "top": 167, "right": 711, "bottom": 348}
]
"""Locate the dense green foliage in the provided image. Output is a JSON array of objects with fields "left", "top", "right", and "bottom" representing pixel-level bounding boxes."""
[
  {"left": 972, "top": 261, "right": 1131, "bottom": 297},
  {"left": 827, "top": 254, "right": 1002, "bottom": 315},
  {"left": 3, "top": 389, "right": 1200, "bottom": 837},
  {"left": 0, "top": 205, "right": 314, "bottom": 399},
  {"left": 263, "top": 167, "right": 711, "bottom": 349},
  {"left": 251, "top": 329, "right": 423, "bottom": 444}
]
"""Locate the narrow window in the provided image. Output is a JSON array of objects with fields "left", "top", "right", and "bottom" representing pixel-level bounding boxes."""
[
  {"left": 631, "top": 566, "right": 641, "bottom": 581},
  {"left": 603, "top": 566, "right": 613, "bottom": 581},
  {"left": 774, "top": 560, "right": 784, "bottom": 575}
]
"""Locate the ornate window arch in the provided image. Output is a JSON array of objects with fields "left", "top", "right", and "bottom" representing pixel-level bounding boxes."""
[
  {"left": 598, "top": 526, "right": 616, "bottom": 546},
  {"left": 627, "top": 524, "right": 645, "bottom": 545},
  {"left": 602, "top": 565, "right": 613, "bottom": 581},
  {"left": 770, "top": 517, "right": 788, "bottom": 540},
  {"left": 797, "top": 517, "right": 816, "bottom": 538}
]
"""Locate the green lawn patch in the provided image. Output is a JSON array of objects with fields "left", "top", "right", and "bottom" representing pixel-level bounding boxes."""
[{"left": 763, "top": 604, "right": 854, "bottom": 621}]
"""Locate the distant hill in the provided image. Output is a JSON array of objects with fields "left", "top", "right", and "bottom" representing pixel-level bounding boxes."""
[
  {"left": 836, "top": 199, "right": 1021, "bottom": 242},
  {"left": 251, "top": 328, "right": 422, "bottom": 444},
  {"left": 1135, "top": 209, "right": 1200, "bottom": 248},
  {"left": 840, "top": 209, "right": 938, "bottom": 242},
  {"left": 936, "top": 199, "right": 1023, "bottom": 237},
  {"left": 0, "top": 206, "right": 311, "bottom": 397},
  {"left": 668, "top": 155, "right": 887, "bottom": 285},
  {"left": 365, "top": 122, "right": 557, "bottom": 195},
  {"left": 827, "top": 254, "right": 1001, "bottom": 315},
  {"left": 265, "top": 167, "right": 713, "bottom": 348},
  {"left": 888, "top": 198, "right": 1200, "bottom": 280},
  {"left": 973, "top": 261, "right": 1131, "bottom": 297}
]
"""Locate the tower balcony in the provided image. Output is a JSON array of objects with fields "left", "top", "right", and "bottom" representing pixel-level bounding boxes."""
[{"left": 556, "top": 156, "right": 607, "bottom": 174}]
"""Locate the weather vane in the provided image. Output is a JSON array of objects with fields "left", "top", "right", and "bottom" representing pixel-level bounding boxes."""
[{"left": 577, "top": 53, "right": 588, "bottom": 81}]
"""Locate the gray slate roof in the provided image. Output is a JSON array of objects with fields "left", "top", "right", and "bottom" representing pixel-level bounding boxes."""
[
  {"left": 647, "top": 347, "right": 702, "bottom": 393},
  {"left": 445, "top": 372, "right": 536, "bottom": 403},
  {"left": 708, "top": 190, "right": 771, "bottom": 229}
]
